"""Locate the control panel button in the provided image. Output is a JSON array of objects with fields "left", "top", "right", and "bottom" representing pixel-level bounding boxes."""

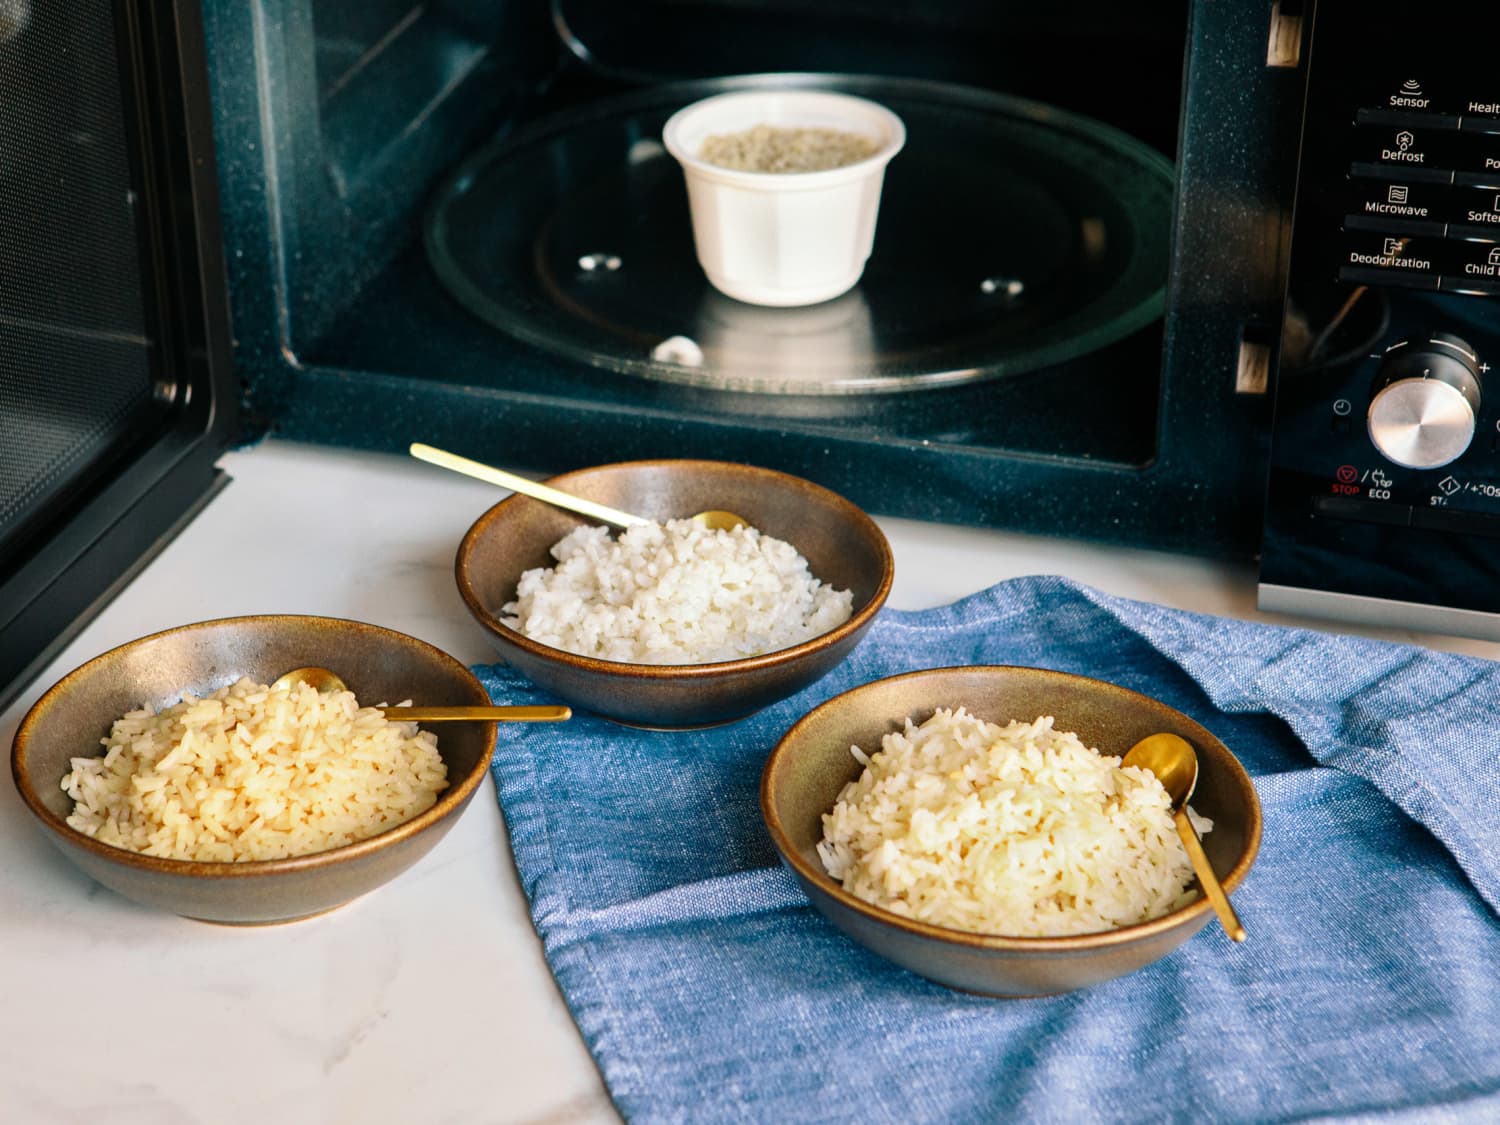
[
  {"left": 1340, "top": 266, "right": 1439, "bottom": 289},
  {"left": 1350, "top": 179, "right": 1444, "bottom": 222},
  {"left": 1350, "top": 161, "right": 1452, "bottom": 185},
  {"left": 1313, "top": 495, "right": 1414, "bottom": 527},
  {"left": 1437, "top": 237, "right": 1500, "bottom": 285},
  {"left": 1458, "top": 95, "right": 1500, "bottom": 130},
  {"left": 1438, "top": 275, "right": 1500, "bottom": 296},
  {"left": 1410, "top": 506, "right": 1500, "bottom": 538},
  {"left": 1459, "top": 113, "right": 1500, "bottom": 136},
  {"left": 1351, "top": 124, "right": 1458, "bottom": 173},
  {"left": 1453, "top": 169, "right": 1500, "bottom": 189},
  {"left": 1442, "top": 186, "right": 1500, "bottom": 229},
  {"left": 1356, "top": 107, "right": 1461, "bottom": 131},
  {"left": 1439, "top": 132, "right": 1500, "bottom": 178},
  {"left": 1358, "top": 76, "right": 1466, "bottom": 118},
  {"left": 1313, "top": 497, "right": 1500, "bottom": 540},
  {"left": 1342, "top": 230, "right": 1441, "bottom": 276},
  {"left": 1344, "top": 214, "right": 1446, "bottom": 238}
]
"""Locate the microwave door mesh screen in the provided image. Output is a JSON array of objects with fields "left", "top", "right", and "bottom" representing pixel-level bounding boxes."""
[{"left": 0, "top": 0, "right": 165, "bottom": 553}]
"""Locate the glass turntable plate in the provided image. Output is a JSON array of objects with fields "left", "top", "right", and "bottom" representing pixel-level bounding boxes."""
[{"left": 425, "top": 75, "right": 1173, "bottom": 395}]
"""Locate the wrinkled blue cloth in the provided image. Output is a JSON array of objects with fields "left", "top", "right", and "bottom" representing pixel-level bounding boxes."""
[{"left": 476, "top": 576, "right": 1500, "bottom": 1123}]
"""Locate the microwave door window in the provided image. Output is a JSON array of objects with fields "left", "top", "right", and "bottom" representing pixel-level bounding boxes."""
[{"left": 0, "top": 0, "right": 235, "bottom": 707}]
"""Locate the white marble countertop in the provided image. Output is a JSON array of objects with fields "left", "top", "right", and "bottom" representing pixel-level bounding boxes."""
[{"left": 3, "top": 438, "right": 1495, "bottom": 1124}]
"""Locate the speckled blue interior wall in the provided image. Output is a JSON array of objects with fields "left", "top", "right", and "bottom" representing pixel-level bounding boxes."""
[
  {"left": 1154, "top": 1, "right": 1308, "bottom": 537},
  {"left": 200, "top": 0, "right": 551, "bottom": 432}
]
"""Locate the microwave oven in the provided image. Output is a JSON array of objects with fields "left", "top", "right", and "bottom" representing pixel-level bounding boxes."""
[{"left": 2, "top": 0, "right": 1497, "bottom": 710}]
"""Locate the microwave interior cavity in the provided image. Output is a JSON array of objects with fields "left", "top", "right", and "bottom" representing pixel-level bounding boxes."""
[{"left": 201, "top": 0, "right": 1294, "bottom": 554}]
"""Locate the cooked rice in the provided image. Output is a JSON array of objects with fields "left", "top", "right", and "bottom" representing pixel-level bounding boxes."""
[
  {"left": 699, "top": 124, "right": 881, "bottom": 173},
  {"left": 817, "top": 709, "right": 1211, "bottom": 937},
  {"left": 61, "top": 677, "right": 448, "bottom": 862},
  {"left": 501, "top": 518, "right": 853, "bottom": 665}
]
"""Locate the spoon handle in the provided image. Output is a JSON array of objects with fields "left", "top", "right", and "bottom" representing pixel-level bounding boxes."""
[
  {"left": 380, "top": 705, "right": 572, "bottom": 722},
  {"left": 409, "top": 443, "right": 650, "bottom": 529},
  {"left": 1173, "top": 808, "right": 1247, "bottom": 942}
]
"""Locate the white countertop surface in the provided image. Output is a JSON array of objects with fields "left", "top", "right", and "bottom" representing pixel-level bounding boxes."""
[{"left": 4, "top": 438, "right": 1496, "bottom": 1124}]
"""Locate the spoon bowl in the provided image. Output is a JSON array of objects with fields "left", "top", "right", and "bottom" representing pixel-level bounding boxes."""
[
  {"left": 271, "top": 666, "right": 571, "bottom": 723},
  {"left": 410, "top": 443, "right": 749, "bottom": 531},
  {"left": 454, "top": 457, "right": 894, "bottom": 727},
  {"left": 1123, "top": 732, "right": 1247, "bottom": 942},
  {"left": 10, "top": 614, "right": 506, "bottom": 924},
  {"left": 760, "top": 665, "right": 1261, "bottom": 995}
]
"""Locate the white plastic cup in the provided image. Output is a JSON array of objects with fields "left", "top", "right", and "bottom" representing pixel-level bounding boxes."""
[{"left": 663, "top": 88, "right": 906, "bottom": 307}]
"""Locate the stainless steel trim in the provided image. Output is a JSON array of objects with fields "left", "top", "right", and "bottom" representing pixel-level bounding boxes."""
[{"left": 1257, "top": 583, "right": 1500, "bottom": 642}]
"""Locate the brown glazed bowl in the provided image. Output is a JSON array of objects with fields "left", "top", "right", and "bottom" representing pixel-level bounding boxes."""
[
  {"left": 10, "top": 615, "right": 497, "bottom": 925},
  {"left": 761, "top": 665, "right": 1262, "bottom": 997},
  {"left": 455, "top": 459, "right": 894, "bottom": 728}
]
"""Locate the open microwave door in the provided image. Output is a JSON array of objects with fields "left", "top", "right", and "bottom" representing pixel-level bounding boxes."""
[{"left": 0, "top": 0, "right": 236, "bottom": 710}]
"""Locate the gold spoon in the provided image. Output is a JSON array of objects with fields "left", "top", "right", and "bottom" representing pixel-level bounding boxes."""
[
  {"left": 270, "top": 667, "right": 571, "bottom": 723},
  {"left": 408, "top": 442, "right": 748, "bottom": 532},
  {"left": 1122, "top": 732, "right": 1247, "bottom": 943}
]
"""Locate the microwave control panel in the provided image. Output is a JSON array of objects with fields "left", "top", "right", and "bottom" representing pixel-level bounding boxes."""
[{"left": 1259, "top": 0, "right": 1500, "bottom": 639}]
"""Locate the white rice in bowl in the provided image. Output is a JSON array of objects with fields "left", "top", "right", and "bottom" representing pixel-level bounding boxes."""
[
  {"left": 500, "top": 518, "right": 854, "bottom": 665},
  {"left": 817, "top": 709, "right": 1212, "bottom": 937},
  {"left": 61, "top": 677, "right": 448, "bottom": 862}
]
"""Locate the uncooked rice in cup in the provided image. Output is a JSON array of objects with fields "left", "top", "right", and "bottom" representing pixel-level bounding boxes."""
[
  {"left": 61, "top": 677, "right": 448, "bottom": 862},
  {"left": 817, "top": 709, "right": 1211, "bottom": 937},
  {"left": 500, "top": 518, "right": 854, "bottom": 664},
  {"left": 699, "top": 123, "right": 881, "bottom": 173}
]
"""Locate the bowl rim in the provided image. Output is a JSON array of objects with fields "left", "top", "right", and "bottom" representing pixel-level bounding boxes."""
[
  {"left": 9, "top": 613, "right": 497, "bottom": 878},
  {"left": 454, "top": 458, "right": 896, "bottom": 679},
  {"left": 759, "top": 664, "right": 1264, "bottom": 952}
]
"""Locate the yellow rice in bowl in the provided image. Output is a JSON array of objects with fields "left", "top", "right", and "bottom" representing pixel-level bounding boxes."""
[{"left": 60, "top": 677, "right": 448, "bottom": 862}]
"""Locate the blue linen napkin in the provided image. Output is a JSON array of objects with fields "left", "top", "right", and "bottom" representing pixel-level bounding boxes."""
[{"left": 475, "top": 575, "right": 1500, "bottom": 1124}]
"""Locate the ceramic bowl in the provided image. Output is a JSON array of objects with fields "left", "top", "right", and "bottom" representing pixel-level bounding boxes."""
[
  {"left": 455, "top": 459, "right": 894, "bottom": 729},
  {"left": 10, "top": 615, "right": 497, "bottom": 925},
  {"left": 760, "top": 665, "right": 1262, "bottom": 997}
]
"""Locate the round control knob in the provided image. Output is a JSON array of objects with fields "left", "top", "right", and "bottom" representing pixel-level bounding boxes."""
[{"left": 1367, "top": 332, "right": 1482, "bottom": 470}]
